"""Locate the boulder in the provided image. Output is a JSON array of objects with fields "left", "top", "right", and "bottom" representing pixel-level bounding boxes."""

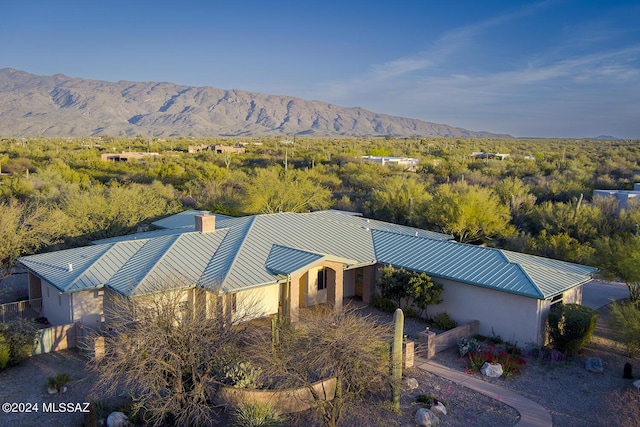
[
  {"left": 415, "top": 408, "right": 440, "bottom": 426},
  {"left": 633, "top": 379, "right": 640, "bottom": 391},
  {"left": 430, "top": 400, "right": 447, "bottom": 417},
  {"left": 404, "top": 377, "right": 419, "bottom": 390},
  {"left": 585, "top": 357, "right": 604, "bottom": 373},
  {"left": 106, "top": 412, "right": 131, "bottom": 427},
  {"left": 481, "top": 362, "right": 503, "bottom": 378}
]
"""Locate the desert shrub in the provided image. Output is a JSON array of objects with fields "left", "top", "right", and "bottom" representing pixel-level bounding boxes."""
[
  {"left": 466, "top": 345, "right": 525, "bottom": 377},
  {"left": 221, "top": 361, "right": 263, "bottom": 389},
  {"left": 609, "top": 300, "right": 640, "bottom": 357},
  {"left": 0, "top": 335, "right": 10, "bottom": 369},
  {"left": 0, "top": 319, "right": 38, "bottom": 366},
  {"left": 547, "top": 303, "right": 598, "bottom": 355},
  {"left": 466, "top": 349, "right": 489, "bottom": 372},
  {"left": 231, "top": 402, "right": 284, "bottom": 427},
  {"left": 432, "top": 312, "right": 457, "bottom": 331},
  {"left": 457, "top": 336, "right": 482, "bottom": 357},
  {"left": 47, "top": 372, "right": 71, "bottom": 392},
  {"left": 372, "top": 295, "right": 396, "bottom": 313}
]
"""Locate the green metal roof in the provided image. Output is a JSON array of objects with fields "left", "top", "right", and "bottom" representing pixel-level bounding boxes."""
[
  {"left": 372, "top": 229, "right": 597, "bottom": 299},
  {"left": 18, "top": 210, "right": 596, "bottom": 300}
]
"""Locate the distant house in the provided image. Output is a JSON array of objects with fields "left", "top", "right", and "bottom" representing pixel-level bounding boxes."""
[
  {"left": 100, "top": 152, "right": 159, "bottom": 162},
  {"left": 593, "top": 184, "right": 640, "bottom": 211},
  {"left": 187, "top": 144, "right": 246, "bottom": 154},
  {"left": 361, "top": 156, "right": 420, "bottom": 171},
  {"left": 470, "top": 152, "right": 510, "bottom": 160},
  {"left": 18, "top": 211, "right": 596, "bottom": 346}
]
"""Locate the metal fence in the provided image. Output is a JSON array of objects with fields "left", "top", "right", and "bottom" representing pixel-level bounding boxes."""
[{"left": 0, "top": 298, "right": 43, "bottom": 323}]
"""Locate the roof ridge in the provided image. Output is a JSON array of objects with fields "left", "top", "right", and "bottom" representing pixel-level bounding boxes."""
[
  {"left": 204, "top": 215, "right": 256, "bottom": 293},
  {"left": 507, "top": 258, "right": 546, "bottom": 299},
  {"left": 65, "top": 242, "right": 119, "bottom": 292},
  {"left": 116, "top": 233, "right": 183, "bottom": 295}
]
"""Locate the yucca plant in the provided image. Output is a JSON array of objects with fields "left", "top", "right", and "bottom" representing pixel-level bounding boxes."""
[{"left": 231, "top": 402, "right": 284, "bottom": 427}]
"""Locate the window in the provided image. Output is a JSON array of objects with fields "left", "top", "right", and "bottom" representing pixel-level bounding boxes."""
[
  {"left": 317, "top": 269, "right": 327, "bottom": 291},
  {"left": 550, "top": 293, "right": 563, "bottom": 308}
]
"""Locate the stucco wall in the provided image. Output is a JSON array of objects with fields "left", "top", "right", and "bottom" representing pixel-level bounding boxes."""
[
  {"left": 429, "top": 278, "right": 543, "bottom": 345},
  {"left": 72, "top": 289, "right": 104, "bottom": 328},
  {"left": 562, "top": 286, "right": 582, "bottom": 305},
  {"left": 343, "top": 269, "right": 355, "bottom": 297},
  {"left": 304, "top": 266, "right": 327, "bottom": 307},
  {"left": 41, "top": 280, "right": 72, "bottom": 326},
  {"left": 234, "top": 284, "right": 280, "bottom": 320}
]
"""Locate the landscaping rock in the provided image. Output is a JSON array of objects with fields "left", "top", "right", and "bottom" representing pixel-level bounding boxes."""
[
  {"left": 430, "top": 400, "right": 447, "bottom": 417},
  {"left": 415, "top": 408, "right": 440, "bottom": 426},
  {"left": 585, "top": 357, "right": 604, "bottom": 373},
  {"left": 106, "top": 412, "right": 131, "bottom": 427},
  {"left": 633, "top": 379, "right": 640, "bottom": 391},
  {"left": 404, "top": 377, "right": 419, "bottom": 390},
  {"left": 481, "top": 362, "right": 503, "bottom": 378}
]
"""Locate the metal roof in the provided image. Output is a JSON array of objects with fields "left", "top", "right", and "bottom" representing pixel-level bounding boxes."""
[
  {"left": 18, "top": 210, "right": 597, "bottom": 300},
  {"left": 372, "top": 229, "right": 597, "bottom": 299},
  {"left": 151, "top": 209, "right": 234, "bottom": 230}
]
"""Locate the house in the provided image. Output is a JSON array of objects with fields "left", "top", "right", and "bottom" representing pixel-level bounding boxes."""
[
  {"left": 361, "top": 156, "right": 420, "bottom": 171},
  {"left": 17, "top": 210, "right": 597, "bottom": 346},
  {"left": 470, "top": 152, "right": 510, "bottom": 160},
  {"left": 593, "top": 184, "right": 640, "bottom": 211},
  {"left": 100, "top": 152, "right": 159, "bottom": 162}
]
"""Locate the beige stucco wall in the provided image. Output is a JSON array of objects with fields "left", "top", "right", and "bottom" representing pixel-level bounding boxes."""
[
  {"left": 562, "top": 286, "right": 582, "bottom": 304},
  {"left": 72, "top": 289, "right": 104, "bottom": 329},
  {"left": 343, "top": 269, "right": 355, "bottom": 297},
  {"left": 41, "top": 280, "right": 72, "bottom": 326},
  {"left": 303, "top": 266, "right": 327, "bottom": 307},
  {"left": 428, "top": 278, "right": 543, "bottom": 345},
  {"left": 233, "top": 284, "right": 280, "bottom": 320}
]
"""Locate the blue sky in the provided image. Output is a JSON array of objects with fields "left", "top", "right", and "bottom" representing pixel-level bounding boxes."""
[{"left": 1, "top": 0, "right": 639, "bottom": 138}]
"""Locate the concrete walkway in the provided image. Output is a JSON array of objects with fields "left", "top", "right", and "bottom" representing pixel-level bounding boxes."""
[{"left": 415, "top": 357, "right": 552, "bottom": 427}]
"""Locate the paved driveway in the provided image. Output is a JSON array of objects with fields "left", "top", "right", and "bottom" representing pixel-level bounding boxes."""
[{"left": 581, "top": 280, "right": 630, "bottom": 308}]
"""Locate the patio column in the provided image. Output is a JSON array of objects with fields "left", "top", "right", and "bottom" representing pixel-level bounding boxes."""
[
  {"left": 362, "top": 264, "right": 377, "bottom": 304},
  {"left": 325, "top": 261, "right": 343, "bottom": 314},
  {"left": 288, "top": 274, "right": 300, "bottom": 324}
]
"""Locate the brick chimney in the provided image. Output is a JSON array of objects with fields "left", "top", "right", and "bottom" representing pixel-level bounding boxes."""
[{"left": 195, "top": 212, "right": 215, "bottom": 233}]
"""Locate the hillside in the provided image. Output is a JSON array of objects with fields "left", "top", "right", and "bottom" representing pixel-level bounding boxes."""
[{"left": 0, "top": 68, "right": 511, "bottom": 138}]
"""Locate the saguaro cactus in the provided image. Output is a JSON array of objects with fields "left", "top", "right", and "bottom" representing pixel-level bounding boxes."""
[{"left": 391, "top": 308, "right": 404, "bottom": 410}]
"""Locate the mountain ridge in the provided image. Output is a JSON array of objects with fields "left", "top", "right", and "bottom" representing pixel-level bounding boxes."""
[{"left": 0, "top": 68, "right": 512, "bottom": 138}]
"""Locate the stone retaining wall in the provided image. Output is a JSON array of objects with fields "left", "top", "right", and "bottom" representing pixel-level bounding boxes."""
[
  {"left": 216, "top": 377, "right": 337, "bottom": 414},
  {"left": 418, "top": 320, "right": 479, "bottom": 359}
]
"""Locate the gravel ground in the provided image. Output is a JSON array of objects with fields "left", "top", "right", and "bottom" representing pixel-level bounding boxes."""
[
  {"left": 345, "top": 300, "right": 639, "bottom": 427},
  {"left": 0, "top": 350, "right": 97, "bottom": 427},
  {"left": 0, "top": 301, "right": 637, "bottom": 427}
]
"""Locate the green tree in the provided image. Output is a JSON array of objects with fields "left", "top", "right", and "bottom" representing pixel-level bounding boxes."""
[
  {"left": 593, "top": 235, "right": 640, "bottom": 303},
  {"left": 377, "top": 266, "right": 442, "bottom": 315},
  {"left": 422, "top": 182, "right": 514, "bottom": 243},
  {"left": 609, "top": 300, "right": 640, "bottom": 357},
  {"left": 243, "top": 167, "right": 331, "bottom": 214},
  {"left": 525, "top": 231, "right": 595, "bottom": 264},
  {"left": 365, "top": 176, "right": 430, "bottom": 225},
  {"left": 0, "top": 199, "right": 65, "bottom": 279}
]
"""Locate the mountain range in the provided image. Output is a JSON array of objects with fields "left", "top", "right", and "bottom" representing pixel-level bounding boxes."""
[{"left": 0, "top": 68, "right": 512, "bottom": 138}]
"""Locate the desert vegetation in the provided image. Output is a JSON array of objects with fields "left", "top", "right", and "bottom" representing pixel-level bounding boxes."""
[{"left": 3, "top": 136, "right": 640, "bottom": 300}]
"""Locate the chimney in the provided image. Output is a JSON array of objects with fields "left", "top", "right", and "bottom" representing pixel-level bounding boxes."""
[{"left": 195, "top": 212, "right": 215, "bottom": 233}]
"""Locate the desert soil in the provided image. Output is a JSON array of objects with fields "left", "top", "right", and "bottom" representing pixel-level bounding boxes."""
[{"left": 0, "top": 302, "right": 637, "bottom": 427}]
